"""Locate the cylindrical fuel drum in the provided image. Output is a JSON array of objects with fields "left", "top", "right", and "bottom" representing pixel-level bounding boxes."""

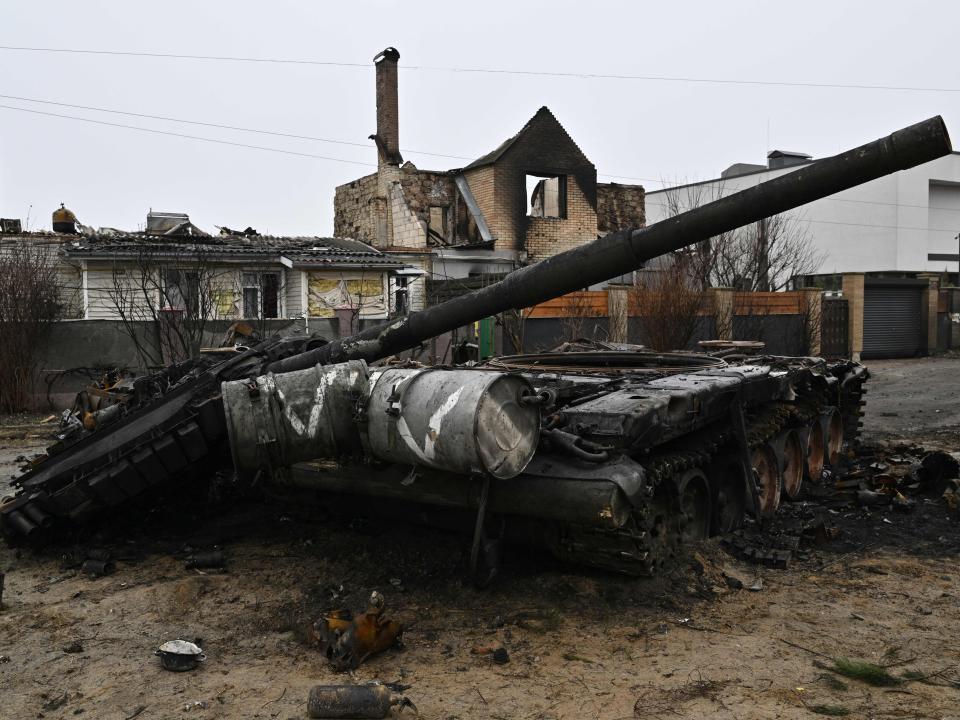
[
  {"left": 221, "top": 361, "right": 369, "bottom": 480},
  {"left": 366, "top": 368, "right": 540, "bottom": 479},
  {"left": 307, "top": 684, "right": 396, "bottom": 719}
]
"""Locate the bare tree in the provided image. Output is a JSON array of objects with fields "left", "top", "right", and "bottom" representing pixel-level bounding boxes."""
[
  {"left": 499, "top": 307, "right": 533, "bottom": 355},
  {"left": 107, "top": 244, "right": 230, "bottom": 368},
  {"left": 560, "top": 291, "right": 603, "bottom": 342},
  {"left": 658, "top": 180, "right": 825, "bottom": 291},
  {"left": 631, "top": 253, "right": 707, "bottom": 351},
  {"left": 0, "top": 241, "right": 64, "bottom": 412}
]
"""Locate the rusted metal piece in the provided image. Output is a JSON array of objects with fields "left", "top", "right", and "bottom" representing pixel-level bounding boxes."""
[
  {"left": 751, "top": 444, "right": 782, "bottom": 518},
  {"left": 824, "top": 409, "right": 844, "bottom": 466},
  {"left": 805, "top": 421, "right": 826, "bottom": 482},
  {"left": 313, "top": 592, "right": 403, "bottom": 671},
  {"left": 778, "top": 430, "right": 805, "bottom": 499},
  {"left": 307, "top": 684, "right": 415, "bottom": 719}
]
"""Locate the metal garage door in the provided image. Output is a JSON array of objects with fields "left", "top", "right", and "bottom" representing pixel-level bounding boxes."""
[{"left": 863, "top": 286, "right": 922, "bottom": 358}]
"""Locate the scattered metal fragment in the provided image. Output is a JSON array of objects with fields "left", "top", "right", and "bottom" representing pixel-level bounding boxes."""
[
  {"left": 313, "top": 591, "right": 402, "bottom": 671},
  {"left": 81, "top": 558, "right": 114, "bottom": 578},
  {"left": 307, "top": 683, "right": 416, "bottom": 719}
]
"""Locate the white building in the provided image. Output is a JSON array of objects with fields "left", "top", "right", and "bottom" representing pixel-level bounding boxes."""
[{"left": 645, "top": 151, "right": 960, "bottom": 278}]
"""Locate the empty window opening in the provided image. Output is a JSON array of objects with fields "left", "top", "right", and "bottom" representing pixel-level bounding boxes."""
[
  {"left": 394, "top": 276, "right": 409, "bottom": 315},
  {"left": 526, "top": 174, "right": 567, "bottom": 218},
  {"left": 242, "top": 272, "right": 280, "bottom": 319},
  {"left": 428, "top": 206, "right": 448, "bottom": 244}
]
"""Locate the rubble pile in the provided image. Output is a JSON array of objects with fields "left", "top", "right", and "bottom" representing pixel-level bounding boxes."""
[{"left": 722, "top": 444, "right": 960, "bottom": 568}]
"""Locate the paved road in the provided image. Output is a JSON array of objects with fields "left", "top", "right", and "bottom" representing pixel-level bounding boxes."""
[{"left": 861, "top": 355, "right": 960, "bottom": 441}]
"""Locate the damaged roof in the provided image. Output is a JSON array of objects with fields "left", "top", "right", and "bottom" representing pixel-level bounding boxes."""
[
  {"left": 61, "top": 233, "right": 406, "bottom": 267},
  {"left": 463, "top": 106, "right": 593, "bottom": 170}
]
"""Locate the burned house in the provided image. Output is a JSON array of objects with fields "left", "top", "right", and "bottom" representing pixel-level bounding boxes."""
[{"left": 333, "top": 48, "right": 647, "bottom": 312}]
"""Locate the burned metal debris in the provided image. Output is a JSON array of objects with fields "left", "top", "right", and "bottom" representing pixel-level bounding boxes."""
[
  {"left": 307, "top": 683, "right": 416, "bottom": 719},
  {"left": 313, "top": 591, "right": 403, "bottom": 671}
]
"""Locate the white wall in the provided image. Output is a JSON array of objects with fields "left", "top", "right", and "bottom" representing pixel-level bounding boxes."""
[{"left": 645, "top": 152, "right": 960, "bottom": 275}]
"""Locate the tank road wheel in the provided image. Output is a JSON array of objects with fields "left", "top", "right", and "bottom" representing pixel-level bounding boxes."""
[
  {"left": 806, "top": 420, "right": 825, "bottom": 482},
  {"left": 711, "top": 457, "right": 748, "bottom": 534},
  {"left": 825, "top": 410, "right": 844, "bottom": 466},
  {"left": 780, "top": 430, "right": 804, "bottom": 499},
  {"left": 751, "top": 443, "right": 781, "bottom": 518},
  {"left": 677, "top": 469, "right": 711, "bottom": 543}
]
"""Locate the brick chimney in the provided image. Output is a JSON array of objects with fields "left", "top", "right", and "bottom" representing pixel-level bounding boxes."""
[{"left": 372, "top": 47, "right": 402, "bottom": 167}]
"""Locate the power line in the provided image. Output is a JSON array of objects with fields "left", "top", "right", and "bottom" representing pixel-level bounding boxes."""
[
  {"left": 3, "top": 95, "right": 958, "bottom": 213},
  {"left": 1, "top": 45, "right": 957, "bottom": 93},
  {"left": 0, "top": 95, "right": 656, "bottom": 183},
  {"left": 0, "top": 103, "right": 376, "bottom": 167},
  {"left": 0, "top": 92, "right": 472, "bottom": 162}
]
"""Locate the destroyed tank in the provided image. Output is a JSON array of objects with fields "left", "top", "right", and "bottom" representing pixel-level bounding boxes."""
[{"left": 0, "top": 117, "right": 952, "bottom": 580}]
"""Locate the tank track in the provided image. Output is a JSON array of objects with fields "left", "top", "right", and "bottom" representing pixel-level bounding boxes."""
[{"left": 551, "top": 379, "right": 863, "bottom": 576}]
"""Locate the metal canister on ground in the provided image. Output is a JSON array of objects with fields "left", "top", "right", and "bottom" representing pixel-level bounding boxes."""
[
  {"left": 185, "top": 550, "right": 225, "bottom": 570},
  {"left": 307, "top": 684, "right": 415, "bottom": 719}
]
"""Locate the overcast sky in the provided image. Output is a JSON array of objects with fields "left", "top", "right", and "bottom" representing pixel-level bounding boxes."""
[{"left": 1, "top": 1, "right": 958, "bottom": 236}]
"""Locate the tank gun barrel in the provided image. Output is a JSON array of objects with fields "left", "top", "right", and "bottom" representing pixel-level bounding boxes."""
[{"left": 270, "top": 116, "right": 949, "bottom": 373}]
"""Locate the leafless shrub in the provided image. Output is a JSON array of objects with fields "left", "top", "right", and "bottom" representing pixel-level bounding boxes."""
[
  {"left": 732, "top": 292, "right": 772, "bottom": 344},
  {"left": 0, "top": 241, "right": 64, "bottom": 412},
  {"left": 106, "top": 244, "right": 231, "bottom": 368},
  {"left": 499, "top": 308, "right": 531, "bottom": 354},
  {"left": 560, "top": 292, "right": 602, "bottom": 342},
  {"left": 632, "top": 253, "right": 707, "bottom": 351}
]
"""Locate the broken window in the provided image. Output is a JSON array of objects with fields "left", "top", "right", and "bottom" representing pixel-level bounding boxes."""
[
  {"left": 162, "top": 269, "right": 200, "bottom": 316},
  {"left": 526, "top": 174, "right": 567, "bottom": 218},
  {"left": 242, "top": 272, "right": 280, "bottom": 319}
]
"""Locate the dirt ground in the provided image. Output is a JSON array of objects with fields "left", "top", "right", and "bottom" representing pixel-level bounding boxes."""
[{"left": 1, "top": 357, "right": 959, "bottom": 720}]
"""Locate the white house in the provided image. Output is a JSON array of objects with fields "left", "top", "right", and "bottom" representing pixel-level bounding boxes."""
[{"left": 645, "top": 151, "right": 960, "bottom": 278}]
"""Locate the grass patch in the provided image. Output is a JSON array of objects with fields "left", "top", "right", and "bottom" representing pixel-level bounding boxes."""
[
  {"left": 830, "top": 657, "right": 903, "bottom": 687},
  {"left": 809, "top": 704, "right": 851, "bottom": 717}
]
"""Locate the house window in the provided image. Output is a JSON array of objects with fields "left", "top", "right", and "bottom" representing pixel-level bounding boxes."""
[
  {"left": 162, "top": 269, "right": 200, "bottom": 316},
  {"left": 526, "top": 174, "right": 567, "bottom": 218},
  {"left": 242, "top": 272, "right": 280, "bottom": 319}
]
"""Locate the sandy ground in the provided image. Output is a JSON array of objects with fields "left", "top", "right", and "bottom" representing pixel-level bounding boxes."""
[{"left": 1, "top": 357, "right": 959, "bottom": 720}]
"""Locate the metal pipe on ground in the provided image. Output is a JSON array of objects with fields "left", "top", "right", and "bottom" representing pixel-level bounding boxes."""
[{"left": 267, "top": 117, "right": 951, "bottom": 372}]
